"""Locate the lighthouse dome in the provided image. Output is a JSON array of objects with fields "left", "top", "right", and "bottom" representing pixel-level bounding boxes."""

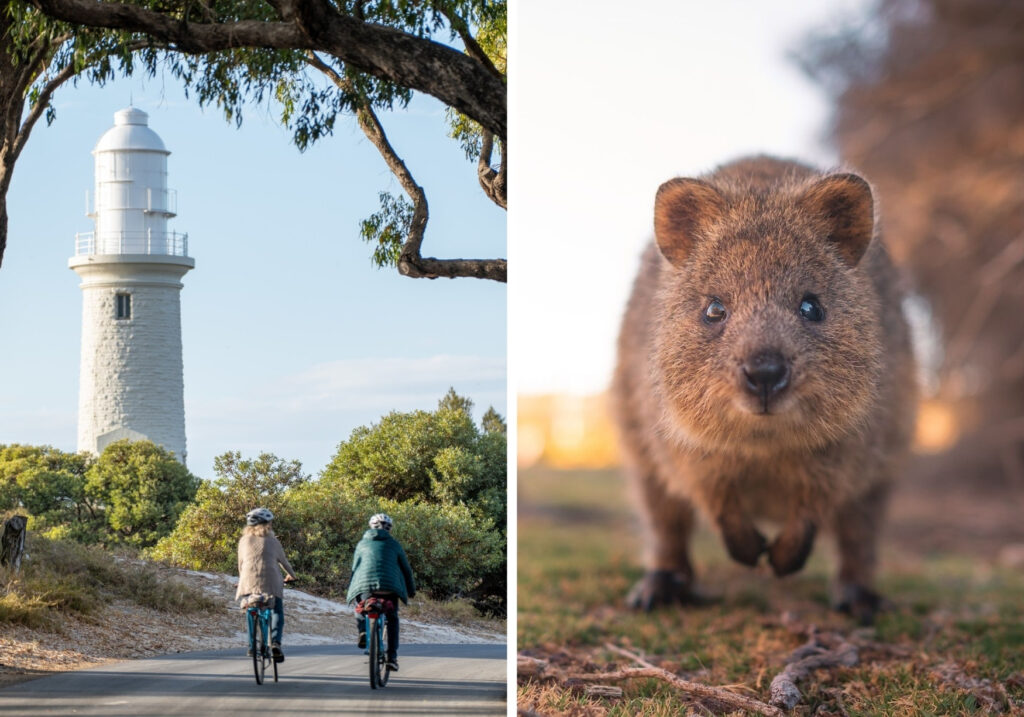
[{"left": 93, "top": 107, "right": 168, "bottom": 154}]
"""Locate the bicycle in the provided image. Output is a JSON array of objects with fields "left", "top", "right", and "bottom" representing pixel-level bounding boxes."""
[
  {"left": 243, "top": 593, "right": 278, "bottom": 684},
  {"left": 356, "top": 596, "right": 395, "bottom": 689}
]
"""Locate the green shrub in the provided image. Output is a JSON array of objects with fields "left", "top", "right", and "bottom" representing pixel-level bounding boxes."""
[
  {"left": 86, "top": 440, "right": 201, "bottom": 547},
  {"left": 149, "top": 452, "right": 309, "bottom": 572},
  {"left": 287, "top": 483, "right": 505, "bottom": 599},
  {"left": 321, "top": 389, "right": 507, "bottom": 527},
  {"left": 317, "top": 389, "right": 507, "bottom": 611},
  {"left": 153, "top": 452, "right": 505, "bottom": 603},
  {"left": 0, "top": 442, "right": 201, "bottom": 548},
  {"left": 0, "top": 444, "right": 102, "bottom": 541},
  {"left": 375, "top": 498, "right": 504, "bottom": 600}
]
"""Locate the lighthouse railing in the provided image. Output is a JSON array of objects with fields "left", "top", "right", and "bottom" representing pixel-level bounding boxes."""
[{"left": 75, "top": 231, "right": 189, "bottom": 257}]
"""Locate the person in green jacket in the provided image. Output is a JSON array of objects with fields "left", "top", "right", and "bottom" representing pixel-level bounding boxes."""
[{"left": 346, "top": 512, "right": 416, "bottom": 670}]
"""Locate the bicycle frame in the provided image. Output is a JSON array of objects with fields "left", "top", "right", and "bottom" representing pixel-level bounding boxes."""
[{"left": 246, "top": 600, "right": 278, "bottom": 684}]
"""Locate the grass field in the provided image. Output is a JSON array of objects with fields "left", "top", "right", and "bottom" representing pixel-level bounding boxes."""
[{"left": 518, "top": 467, "right": 1024, "bottom": 716}]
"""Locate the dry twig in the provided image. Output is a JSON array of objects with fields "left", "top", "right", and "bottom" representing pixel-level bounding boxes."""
[
  {"left": 584, "top": 684, "right": 623, "bottom": 698},
  {"left": 566, "top": 642, "right": 787, "bottom": 717},
  {"left": 517, "top": 654, "right": 548, "bottom": 679},
  {"left": 768, "top": 632, "right": 859, "bottom": 710}
]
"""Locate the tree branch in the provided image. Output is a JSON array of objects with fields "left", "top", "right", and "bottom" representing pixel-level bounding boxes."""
[
  {"left": 30, "top": 0, "right": 307, "bottom": 50},
  {"left": 30, "top": 0, "right": 506, "bottom": 139},
  {"left": 438, "top": 7, "right": 503, "bottom": 81},
  {"left": 12, "top": 64, "right": 74, "bottom": 162},
  {"left": 476, "top": 132, "right": 506, "bottom": 209},
  {"left": 768, "top": 631, "right": 859, "bottom": 710},
  {"left": 14, "top": 39, "right": 154, "bottom": 162},
  {"left": 944, "top": 234, "right": 1024, "bottom": 379},
  {"left": 11, "top": 33, "right": 70, "bottom": 99},
  {"left": 496, "top": 138, "right": 507, "bottom": 203},
  {"left": 306, "top": 52, "right": 506, "bottom": 282}
]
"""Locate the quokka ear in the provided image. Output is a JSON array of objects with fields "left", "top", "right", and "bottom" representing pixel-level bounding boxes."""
[
  {"left": 797, "top": 173, "right": 875, "bottom": 267},
  {"left": 654, "top": 178, "right": 725, "bottom": 267}
]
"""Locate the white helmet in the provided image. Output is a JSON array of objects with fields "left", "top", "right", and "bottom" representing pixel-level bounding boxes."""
[
  {"left": 246, "top": 507, "right": 274, "bottom": 525},
  {"left": 369, "top": 513, "right": 393, "bottom": 530}
]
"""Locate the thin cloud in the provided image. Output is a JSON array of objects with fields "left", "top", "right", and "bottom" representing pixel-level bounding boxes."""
[
  {"left": 289, "top": 354, "right": 506, "bottom": 392},
  {"left": 183, "top": 354, "right": 506, "bottom": 473}
]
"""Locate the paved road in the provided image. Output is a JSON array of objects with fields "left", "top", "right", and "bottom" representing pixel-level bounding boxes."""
[{"left": 0, "top": 643, "right": 506, "bottom": 715}]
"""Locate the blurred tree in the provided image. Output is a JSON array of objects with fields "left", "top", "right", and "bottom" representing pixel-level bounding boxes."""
[
  {"left": 27, "top": 0, "right": 507, "bottom": 281},
  {"left": 798, "top": 0, "right": 1024, "bottom": 486},
  {"left": 86, "top": 440, "right": 201, "bottom": 546}
]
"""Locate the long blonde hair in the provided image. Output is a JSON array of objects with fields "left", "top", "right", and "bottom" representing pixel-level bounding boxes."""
[{"left": 244, "top": 523, "right": 274, "bottom": 538}]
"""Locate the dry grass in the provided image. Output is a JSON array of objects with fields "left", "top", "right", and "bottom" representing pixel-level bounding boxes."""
[
  {"left": 0, "top": 535, "right": 218, "bottom": 630},
  {"left": 518, "top": 467, "right": 1024, "bottom": 715},
  {"left": 405, "top": 594, "right": 506, "bottom": 634}
]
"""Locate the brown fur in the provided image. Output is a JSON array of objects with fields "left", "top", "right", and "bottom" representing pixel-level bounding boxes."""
[{"left": 612, "top": 156, "right": 917, "bottom": 621}]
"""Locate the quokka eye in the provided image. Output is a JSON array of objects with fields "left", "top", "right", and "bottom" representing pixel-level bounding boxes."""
[
  {"left": 704, "top": 298, "right": 727, "bottom": 324},
  {"left": 800, "top": 295, "right": 825, "bottom": 322}
]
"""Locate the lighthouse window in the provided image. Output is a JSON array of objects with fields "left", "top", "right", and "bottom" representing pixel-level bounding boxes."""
[{"left": 115, "top": 293, "right": 131, "bottom": 320}]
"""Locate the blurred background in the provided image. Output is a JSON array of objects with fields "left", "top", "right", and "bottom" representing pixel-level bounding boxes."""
[{"left": 515, "top": 0, "right": 1024, "bottom": 557}]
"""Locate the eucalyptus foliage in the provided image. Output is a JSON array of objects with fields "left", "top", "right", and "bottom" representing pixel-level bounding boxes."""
[
  {"left": 0, "top": 441, "right": 199, "bottom": 547},
  {"left": 21, "top": 0, "right": 507, "bottom": 279},
  {"left": 85, "top": 440, "right": 201, "bottom": 547}
]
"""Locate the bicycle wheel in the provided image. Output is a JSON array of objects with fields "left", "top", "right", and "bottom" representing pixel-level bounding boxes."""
[
  {"left": 368, "top": 616, "right": 380, "bottom": 689},
  {"left": 253, "top": 614, "right": 267, "bottom": 685},
  {"left": 378, "top": 614, "right": 389, "bottom": 684},
  {"left": 247, "top": 609, "right": 263, "bottom": 685},
  {"left": 366, "top": 614, "right": 378, "bottom": 688}
]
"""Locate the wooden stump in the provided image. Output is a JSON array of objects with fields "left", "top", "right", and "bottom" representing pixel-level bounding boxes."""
[{"left": 1, "top": 515, "right": 27, "bottom": 572}]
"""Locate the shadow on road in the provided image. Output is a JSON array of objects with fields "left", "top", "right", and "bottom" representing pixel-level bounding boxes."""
[{"left": 0, "top": 643, "right": 507, "bottom": 715}]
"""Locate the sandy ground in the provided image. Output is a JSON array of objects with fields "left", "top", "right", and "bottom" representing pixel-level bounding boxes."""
[{"left": 0, "top": 567, "right": 505, "bottom": 688}]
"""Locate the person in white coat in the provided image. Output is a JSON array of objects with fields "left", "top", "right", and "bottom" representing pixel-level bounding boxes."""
[{"left": 235, "top": 508, "right": 296, "bottom": 661}]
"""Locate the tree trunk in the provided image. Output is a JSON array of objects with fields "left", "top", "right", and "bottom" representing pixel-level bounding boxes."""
[{"left": 1, "top": 515, "right": 27, "bottom": 572}]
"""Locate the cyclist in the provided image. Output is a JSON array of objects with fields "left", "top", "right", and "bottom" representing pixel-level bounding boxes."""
[
  {"left": 347, "top": 513, "right": 416, "bottom": 671},
  {"left": 235, "top": 507, "right": 296, "bottom": 662}
]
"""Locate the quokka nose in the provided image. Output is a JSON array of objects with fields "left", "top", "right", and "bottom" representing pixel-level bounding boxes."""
[{"left": 743, "top": 351, "right": 790, "bottom": 398}]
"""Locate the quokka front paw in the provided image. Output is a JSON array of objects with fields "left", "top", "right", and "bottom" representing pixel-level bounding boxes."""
[
  {"left": 768, "top": 518, "right": 817, "bottom": 576},
  {"left": 719, "top": 518, "right": 767, "bottom": 567}
]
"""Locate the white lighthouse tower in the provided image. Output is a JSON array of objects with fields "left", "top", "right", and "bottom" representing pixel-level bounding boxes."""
[{"left": 69, "top": 108, "right": 194, "bottom": 464}]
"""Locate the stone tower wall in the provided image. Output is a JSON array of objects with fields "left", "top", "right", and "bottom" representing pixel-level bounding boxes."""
[{"left": 72, "top": 257, "right": 192, "bottom": 463}]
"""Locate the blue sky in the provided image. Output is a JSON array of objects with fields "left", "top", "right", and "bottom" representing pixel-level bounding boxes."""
[{"left": 0, "top": 70, "right": 506, "bottom": 477}]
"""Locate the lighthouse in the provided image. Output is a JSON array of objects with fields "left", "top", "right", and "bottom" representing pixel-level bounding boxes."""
[{"left": 69, "top": 108, "right": 194, "bottom": 464}]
